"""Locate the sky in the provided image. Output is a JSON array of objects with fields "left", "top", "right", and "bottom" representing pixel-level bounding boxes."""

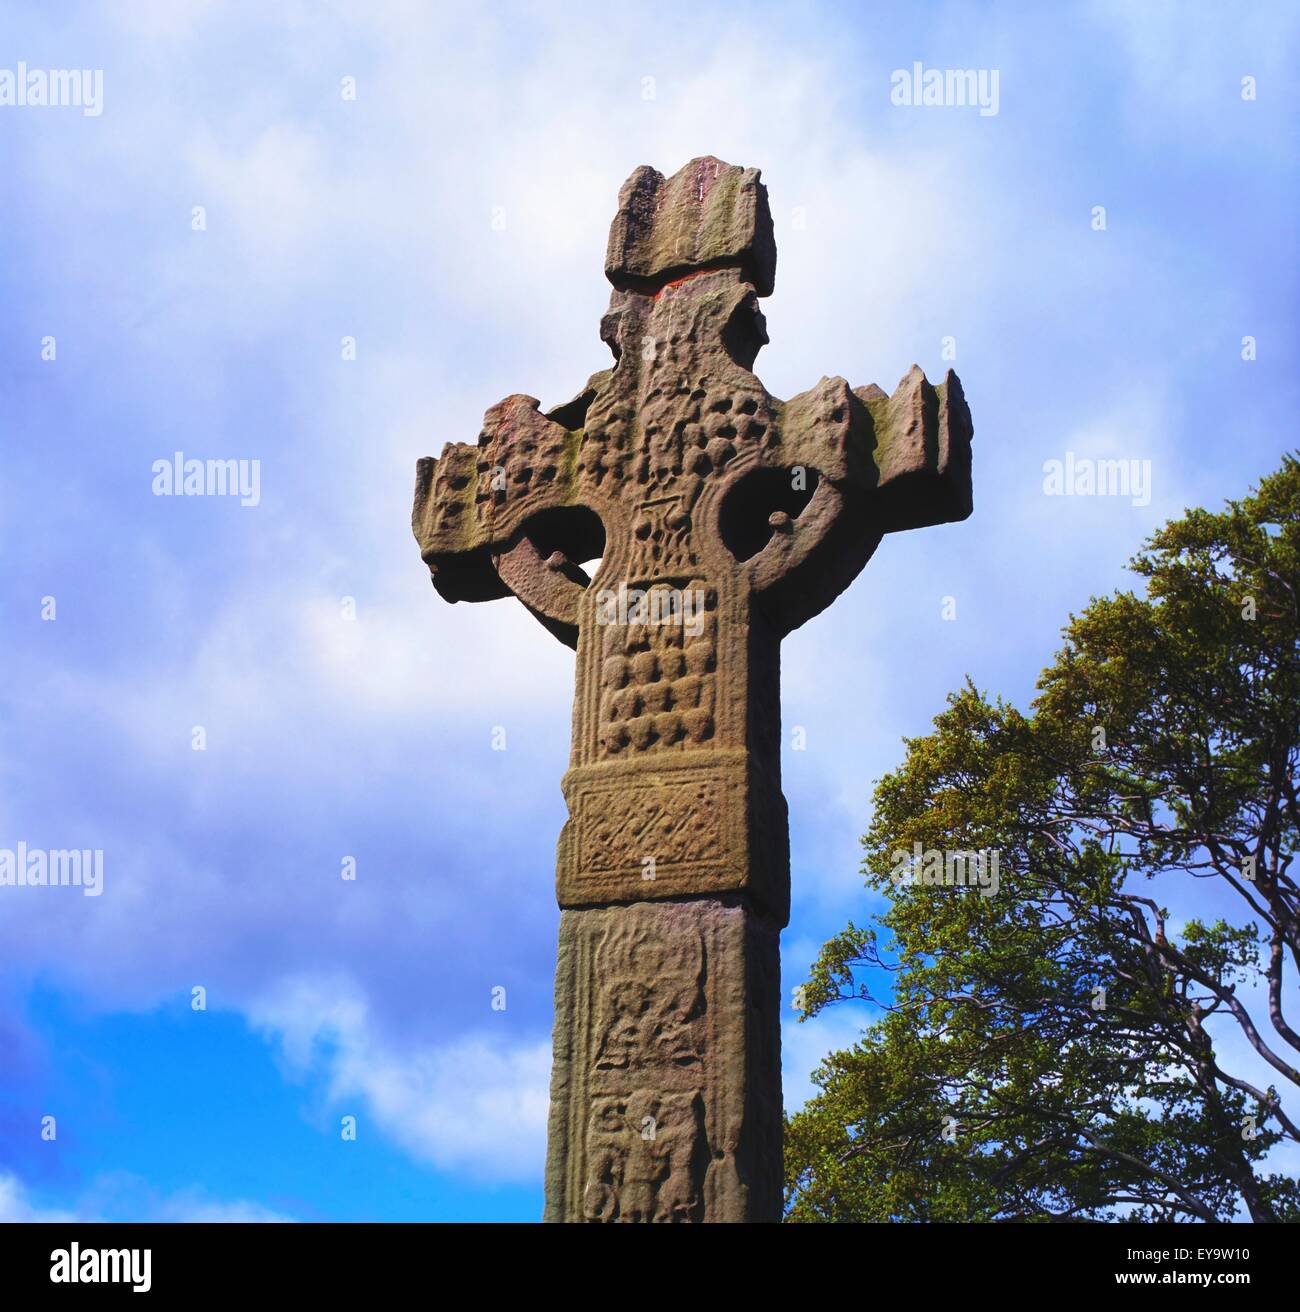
[{"left": 1, "top": 0, "right": 1297, "bottom": 1222}]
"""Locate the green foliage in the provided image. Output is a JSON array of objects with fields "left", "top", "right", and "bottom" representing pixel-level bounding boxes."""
[{"left": 786, "top": 456, "right": 1300, "bottom": 1222}]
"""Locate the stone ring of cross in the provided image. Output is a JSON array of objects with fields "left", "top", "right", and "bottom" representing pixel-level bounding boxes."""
[{"left": 412, "top": 156, "right": 973, "bottom": 1223}]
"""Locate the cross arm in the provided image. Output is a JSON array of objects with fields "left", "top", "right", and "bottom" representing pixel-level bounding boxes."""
[
  {"left": 855, "top": 364, "right": 973, "bottom": 530},
  {"left": 411, "top": 377, "right": 612, "bottom": 647},
  {"left": 739, "top": 364, "right": 973, "bottom": 631}
]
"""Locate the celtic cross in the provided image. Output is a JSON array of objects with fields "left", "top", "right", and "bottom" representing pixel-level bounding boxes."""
[{"left": 412, "top": 156, "right": 973, "bottom": 1222}]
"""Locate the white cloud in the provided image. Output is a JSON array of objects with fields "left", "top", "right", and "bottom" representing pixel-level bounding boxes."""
[
  {"left": 783, "top": 1001, "right": 876, "bottom": 1114},
  {"left": 0, "top": 1171, "right": 293, "bottom": 1223},
  {"left": 250, "top": 976, "right": 550, "bottom": 1181},
  {"left": 156, "top": 1194, "right": 295, "bottom": 1223},
  {"left": 1088, "top": 0, "right": 1299, "bottom": 149},
  {"left": 0, "top": 1174, "right": 75, "bottom": 1223}
]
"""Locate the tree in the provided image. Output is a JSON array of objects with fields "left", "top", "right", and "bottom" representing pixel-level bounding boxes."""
[{"left": 786, "top": 456, "right": 1300, "bottom": 1222}]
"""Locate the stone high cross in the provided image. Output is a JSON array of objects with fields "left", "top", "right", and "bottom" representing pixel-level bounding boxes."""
[{"left": 412, "top": 157, "right": 973, "bottom": 1222}]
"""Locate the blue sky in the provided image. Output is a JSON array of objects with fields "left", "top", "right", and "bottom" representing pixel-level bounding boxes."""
[{"left": 1, "top": 0, "right": 1296, "bottom": 1221}]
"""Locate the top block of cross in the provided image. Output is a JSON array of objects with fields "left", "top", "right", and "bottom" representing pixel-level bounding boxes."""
[
  {"left": 413, "top": 155, "right": 972, "bottom": 650},
  {"left": 604, "top": 155, "right": 778, "bottom": 296}
]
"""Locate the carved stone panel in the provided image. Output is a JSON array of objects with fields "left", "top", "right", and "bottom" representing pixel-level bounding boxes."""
[
  {"left": 544, "top": 899, "right": 782, "bottom": 1223},
  {"left": 592, "top": 581, "right": 719, "bottom": 760},
  {"left": 556, "top": 752, "right": 788, "bottom": 921}
]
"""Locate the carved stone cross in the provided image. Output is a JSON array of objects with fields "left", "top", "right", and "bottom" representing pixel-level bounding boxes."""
[{"left": 412, "top": 156, "right": 973, "bottom": 1222}]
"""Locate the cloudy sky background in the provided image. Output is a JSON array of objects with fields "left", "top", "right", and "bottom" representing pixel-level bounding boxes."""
[{"left": 2, "top": 0, "right": 1297, "bottom": 1220}]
